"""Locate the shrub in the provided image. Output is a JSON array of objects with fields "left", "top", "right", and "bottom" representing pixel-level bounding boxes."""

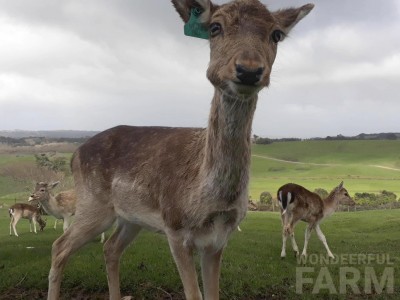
[
  {"left": 259, "top": 191, "right": 272, "bottom": 205},
  {"left": 314, "top": 188, "right": 328, "bottom": 199}
]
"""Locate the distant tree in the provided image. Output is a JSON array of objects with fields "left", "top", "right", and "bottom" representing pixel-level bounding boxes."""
[{"left": 384, "top": 133, "right": 397, "bottom": 140}]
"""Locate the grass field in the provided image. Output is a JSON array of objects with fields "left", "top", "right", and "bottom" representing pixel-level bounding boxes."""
[
  {"left": 249, "top": 141, "right": 400, "bottom": 199},
  {"left": 0, "top": 140, "right": 399, "bottom": 299},
  {"left": 1, "top": 204, "right": 399, "bottom": 299}
]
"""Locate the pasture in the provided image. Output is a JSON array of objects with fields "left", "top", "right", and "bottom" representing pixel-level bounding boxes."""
[
  {"left": 0, "top": 140, "right": 399, "bottom": 299},
  {"left": 0, "top": 204, "right": 399, "bottom": 299}
]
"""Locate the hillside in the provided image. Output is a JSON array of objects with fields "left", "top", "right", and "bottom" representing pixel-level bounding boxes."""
[
  {"left": 249, "top": 140, "right": 400, "bottom": 199},
  {"left": 0, "top": 139, "right": 399, "bottom": 201}
]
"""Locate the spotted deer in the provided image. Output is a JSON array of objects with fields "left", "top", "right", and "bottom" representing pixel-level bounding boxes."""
[
  {"left": 29, "top": 182, "right": 105, "bottom": 243},
  {"left": 278, "top": 182, "right": 355, "bottom": 259},
  {"left": 9, "top": 203, "right": 46, "bottom": 236},
  {"left": 47, "top": 1, "right": 314, "bottom": 299},
  {"left": 29, "top": 182, "right": 76, "bottom": 232}
]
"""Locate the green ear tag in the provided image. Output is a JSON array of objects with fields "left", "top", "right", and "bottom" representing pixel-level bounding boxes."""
[{"left": 184, "top": 8, "right": 209, "bottom": 40}]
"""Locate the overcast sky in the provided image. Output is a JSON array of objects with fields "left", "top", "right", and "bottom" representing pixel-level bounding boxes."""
[{"left": 0, "top": 0, "right": 399, "bottom": 138}]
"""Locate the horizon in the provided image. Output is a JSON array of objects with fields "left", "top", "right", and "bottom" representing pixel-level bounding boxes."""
[{"left": 1, "top": 128, "right": 400, "bottom": 140}]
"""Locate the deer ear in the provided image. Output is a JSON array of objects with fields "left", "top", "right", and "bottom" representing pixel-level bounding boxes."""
[
  {"left": 335, "top": 181, "right": 344, "bottom": 192},
  {"left": 172, "top": 0, "right": 213, "bottom": 23},
  {"left": 273, "top": 3, "right": 314, "bottom": 35},
  {"left": 49, "top": 181, "right": 60, "bottom": 189}
]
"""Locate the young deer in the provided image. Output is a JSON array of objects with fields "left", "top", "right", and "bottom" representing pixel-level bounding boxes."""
[
  {"left": 47, "top": 1, "right": 314, "bottom": 299},
  {"left": 29, "top": 182, "right": 106, "bottom": 243},
  {"left": 278, "top": 182, "right": 355, "bottom": 259},
  {"left": 9, "top": 203, "right": 46, "bottom": 237}
]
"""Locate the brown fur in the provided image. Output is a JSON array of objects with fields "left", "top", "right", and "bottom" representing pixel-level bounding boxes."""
[
  {"left": 278, "top": 182, "right": 355, "bottom": 258},
  {"left": 47, "top": 1, "right": 314, "bottom": 299},
  {"left": 29, "top": 182, "right": 76, "bottom": 232}
]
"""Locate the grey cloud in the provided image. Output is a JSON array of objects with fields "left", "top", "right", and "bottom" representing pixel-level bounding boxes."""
[{"left": 0, "top": 0, "right": 399, "bottom": 138}]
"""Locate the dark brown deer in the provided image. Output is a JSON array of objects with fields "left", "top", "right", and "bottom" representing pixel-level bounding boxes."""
[
  {"left": 278, "top": 182, "right": 355, "bottom": 259},
  {"left": 47, "top": 1, "right": 314, "bottom": 299},
  {"left": 9, "top": 203, "right": 46, "bottom": 236}
]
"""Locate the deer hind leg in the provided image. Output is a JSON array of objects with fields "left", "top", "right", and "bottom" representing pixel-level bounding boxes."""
[
  {"left": 11, "top": 215, "right": 20, "bottom": 237},
  {"left": 290, "top": 230, "right": 300, "bottom": 257},
  {"left": 301, "top": 224, "right": 314, "bottom": 257},
  {"left": 315, "top": 224, "right": 334, "bottom": 258},
  {"left": 103, "top": 219, "right": 141, "bottom": 300},
  {"left": 200, "top": 247, "right": 223, "bottom": 300},
  {"left": 281, "top": 214, "right": 300, "bottom": 258},
  {"left": 167, "top": 234, "right": 202, "bottom": 300},
  {"left": 9, "top": 216, "right": 14, "bottom": 236},
  {"left": 48, "top": 207, "right": 115, "bottom": 300}
]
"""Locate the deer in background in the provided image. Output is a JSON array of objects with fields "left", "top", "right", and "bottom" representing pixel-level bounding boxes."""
[
  {"left": 278, "top": 182, "right": 355, "bottom": 259},
  {"left": 9, "top": 203, "right": 46, "bottom": 237},
  {"left": 29, "top": 182, "right": 75, "bottom": 232},
  {"left": 29, "top": 182, "right": 105, "bottom": 243},
  {"left": 47, "top": 1, "right": 314, "bottom": 299}
]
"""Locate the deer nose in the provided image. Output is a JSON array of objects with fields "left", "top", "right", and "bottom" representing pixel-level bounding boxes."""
[{"left": 235, "top": 64, "right": 264, "bottom": 85}]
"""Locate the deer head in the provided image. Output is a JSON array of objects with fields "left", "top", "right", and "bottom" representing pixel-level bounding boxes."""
[
  {"left": 172, "top": 0, "right": 314, "bottom": 99},
  {"left": 333, "top": 181, "right": 356, "bottom": 206},
  {"left": 28, "top": 181, "right": 59, "bottom": 202}
]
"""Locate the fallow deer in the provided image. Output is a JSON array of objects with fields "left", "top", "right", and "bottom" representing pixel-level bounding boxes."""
[
  {"left": 47, "top": 1, "right": 314, "bottom": 299},
  {"left": 29, "top": 182, "right": 75, "bottom": 232},
  {"left": 278, "top": 182, "right": 355, "bottom": 259},
  {"left": 9, "top": 203, "right": 46, "bottom": 237},
  {"left": 29, "top": 182, "right": 105, "bottom": 242}
]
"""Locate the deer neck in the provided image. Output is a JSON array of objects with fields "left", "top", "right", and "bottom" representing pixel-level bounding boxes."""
[
  {"left": 200, "top": 88, "right": 257, "bottom": 203},
  {"left": 40, "top": 194, "right": 57, "bottom": 215},
  {"left": 322, "top": 192, "right": 339, "bottom": 218}
]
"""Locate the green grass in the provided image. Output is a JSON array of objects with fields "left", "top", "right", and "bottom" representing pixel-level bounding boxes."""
[
  {"left": 249, "top": 141, "right": 400, "bottom": 199},
  {"left": 0, "top": 140, "right": 400, "bottom": 298},
  {"left": 0, "top": 204, "right": 399, "bottom": 299}
]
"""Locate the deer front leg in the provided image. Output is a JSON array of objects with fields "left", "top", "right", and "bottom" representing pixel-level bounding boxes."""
[
  {"left": 200, "top": 247, "right": 223, "bottom": 300},
  {"left": 167, "top": 235, "right": 202, "bottom": 300},
  {"left": 32, "top": 217, "right": 38, "bottom": 234},
  {"left": 315, "top": 225, "right": 334, "bottom": 258}
]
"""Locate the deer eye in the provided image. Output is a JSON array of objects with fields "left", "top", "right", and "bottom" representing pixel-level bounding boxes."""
[
  {"left": 344, "top": 193, "right": 349, "bottom": 197},
  {"left": 210, "top": 22, "right": 222, "bottom": 37},
  {"left": 40, "top": 188, "right": 45, "bottom": 192},
  {"left": 271, "top": 30, "right": 284, "bottom": 43}
]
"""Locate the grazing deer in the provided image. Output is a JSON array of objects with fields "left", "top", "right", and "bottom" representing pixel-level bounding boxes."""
[
  {"left": 29, "top": 182, "right": 105, "bottom": 243},
  {"left": 9, "top": 203, "right": 46, "bottom": 237},
  {"left": 47, "top": 1, "right": 314, "bottom": 299},
  {"left": 278, "top": 182, "right": 355, "bottom": 259}
]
